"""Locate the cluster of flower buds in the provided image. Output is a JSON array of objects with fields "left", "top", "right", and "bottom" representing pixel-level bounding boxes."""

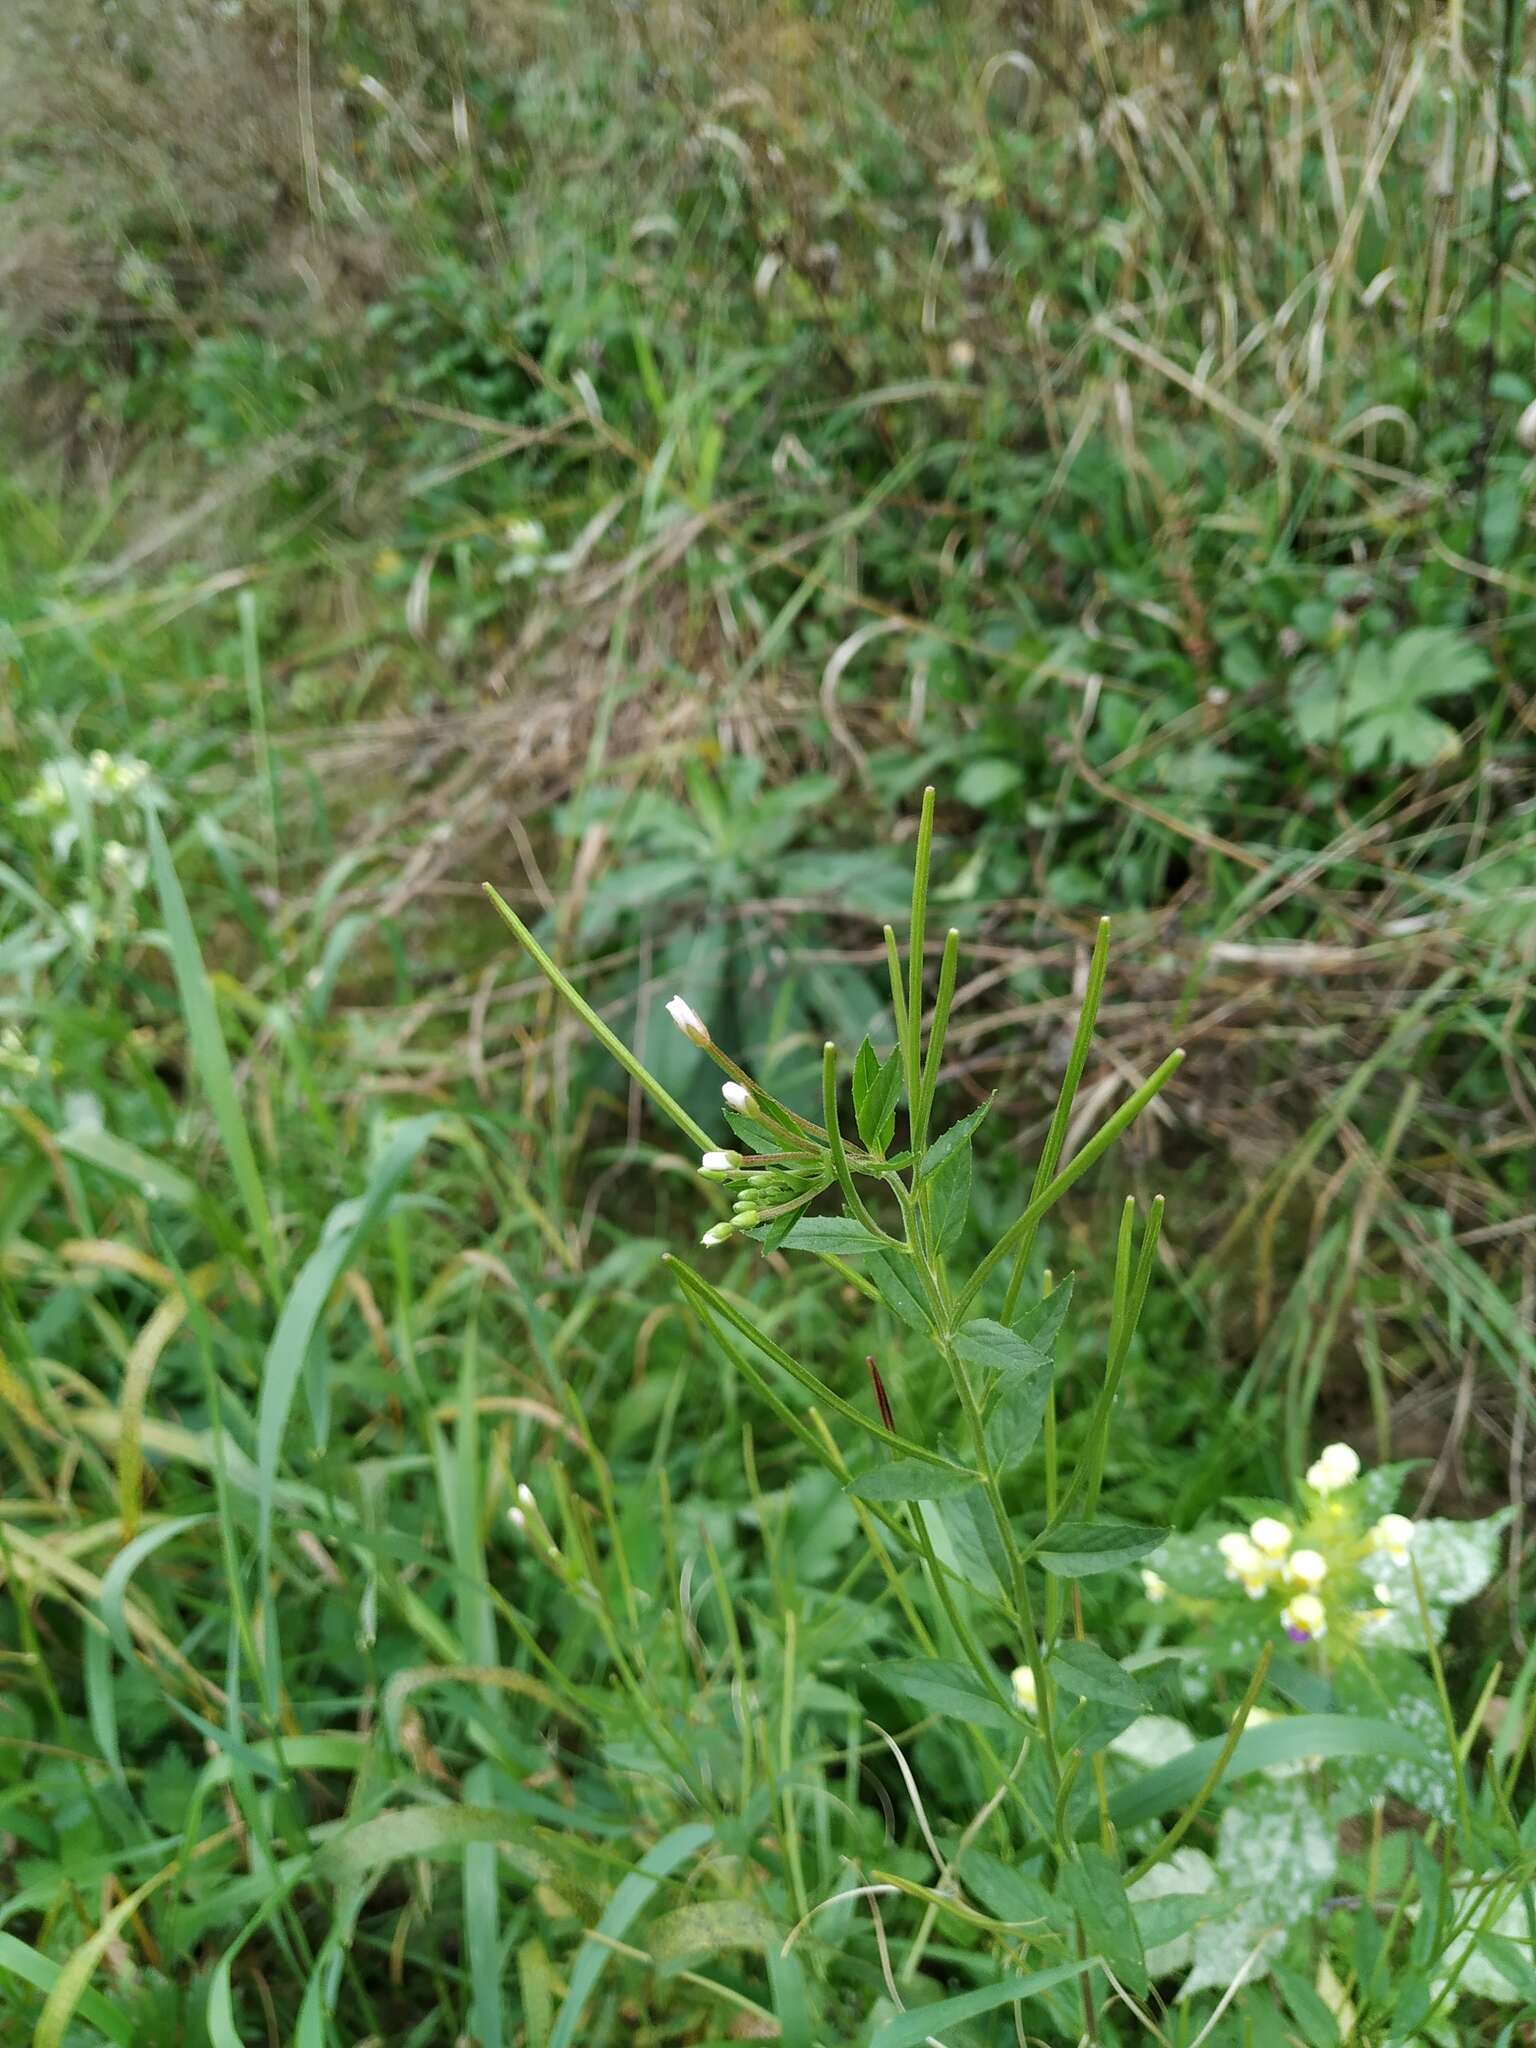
[
  {"left": 697, "top": 1135, "right": 828, "bottom": 1247},
  {"left": 666, "top": 996, "right": 831, "bottom": 1249}
]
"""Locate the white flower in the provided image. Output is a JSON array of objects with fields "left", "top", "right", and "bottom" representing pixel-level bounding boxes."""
[
  {"left": 84, "top": 750, "right": 150, "bottom": 799},
  {"left": 516, "top": 1483, "right": 536, "bottom": 1511},
  {"left": 1218, "top": 1532, "right": 1271, "bottom": 1599},
  {"left": 1368, "top": 1513, "right": 1414, "bottom": 1562},
  {"left": 700, "top": 1222, "right": 735, "bottom": 1248},
  {"left": 699, "top": 1149, "right": 743, "bottom": 1176},
  {"left": 503, "top": 516, "right": 546, "bottom": 552},
  {"left": 19, "top": 763, "right": 70, "bottom": 818},
  {"left": 1287, "top": 1548, "right": 1328, "bottom": 1589},
  {"left": 1281, "top": 1592, "right": 1327, "bottom": 1643},
  {"left": 1011, "top": 1664, "right": 1038, "bottom": 1714},
  {"left": 1305, "top": 1442, "right": 1361, "bottom": 1494},
  {"left": 1249, "top": 1517, "right": 1292, "bottom": 1560},
  {"left": 1519, "top": 397, "right": 1536, "bottom": 454},
  {"left": 1372, "top": 1581, "right": 1395, "bottom": 1606},
  {"left": 666, "top": 995, "right": 711, "bottom": 1045},
  {"left": 1140, "top": 1568, "right": 1168, "bottom": 1604},
  {"left": 507, "top": 1506, "right": 527, "bottom": 1533},
  {"left": 722, "top": 1081, "right": 754, "bottom": 1112}
]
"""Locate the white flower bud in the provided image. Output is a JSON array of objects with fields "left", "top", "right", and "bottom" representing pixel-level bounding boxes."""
[
  {"left": 507, "top": 1507, "right": 527, "bottom": 1534},
  {"left": 1249, "top": 1517, "right": 1292, "bottom": 1559},
  {"left": 1305, "top": 1442, "right": 1360, "bottom": 1494},
  {"left": 699, "top": 1149, "right": 743, "bottom": 1175},
  {"left": 517, "top": 1483, "right": 536, "bottom": 1510},
  {"left": 1011, "top": 1664, "right": 1038, "bottom": 1713},
  {"left": 1368, "top": 1513, "right": 1414, "bottom": 1561},
  {"left": 1518, "top": 398, "right": 1536, "bottom": 454},
  {"left": 722, "top": 1081, "right": 754, "bottom": 1112},
  {"left": 1281, "top": 1593, "right": 1326, "bottom": 1643},
  {"left": 1140, "top": 1568, "right": 1168, "bottom": 1604},
  {"left": 666, "top": 995, "right": 711, "bottom": 1045},
  {"left": 700, "top": 1222, "right": 735, "bottom": 1248},
  {"left": 1288, "top": 1548, "right": 1328, "bottom": 1589}
]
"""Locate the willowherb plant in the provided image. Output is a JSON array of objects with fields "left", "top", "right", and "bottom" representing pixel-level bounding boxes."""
[{"left": 487, "top": 789, "right": 1523, "bottom": 2036}]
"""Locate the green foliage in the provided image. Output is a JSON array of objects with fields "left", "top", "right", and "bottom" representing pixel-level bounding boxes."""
[{"left": 2, "top": 0, "right": 1535, "bottom": 2040}]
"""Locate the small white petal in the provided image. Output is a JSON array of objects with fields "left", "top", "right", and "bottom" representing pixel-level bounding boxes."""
[
  {"left": 666, "top": 995, "right": 710, "bottom": 1044},
  {"left": 1249, "top": 1517, "right": 1292, "bottom": 1559},
  {"left": 699, "top": 1149, "right": 742, "bottom": 1175},
  {"left": 722, "top": 1081, "right": 754, "bottom": 1112}
]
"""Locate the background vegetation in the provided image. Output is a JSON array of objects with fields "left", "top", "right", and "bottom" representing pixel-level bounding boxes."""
[{"left": 1, "top": 0, "right": 1534, "bottom": 2040}]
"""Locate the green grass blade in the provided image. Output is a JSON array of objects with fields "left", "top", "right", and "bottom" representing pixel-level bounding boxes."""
[
  {"left": 546, "top": 1822, "right": 714, "bottom": 2048},
  {"left": 146, "top": 810, "right": 280, "bottom": 1288}
]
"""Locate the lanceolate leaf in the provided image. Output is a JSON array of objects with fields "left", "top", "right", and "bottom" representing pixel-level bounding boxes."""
[
  {"left": 1035, "top": 1519, "right": 1167, "bottom": 1576},
  {"left": 953, "top": 1318, "right": 1053, "bottom": 1380},
  {"left": 921, "top": 1098, "right": 993, "bottom": 1176},
  {"left": 1051, "top": 1640, "right": 1146, "bottom": 1712},
  {"left": 765, "top": 1215, "right": 893, "bottom": 1255},
  {"left": 866, "top": 1250, "right": 932, "bottom": 1331},
  {"left": 880, "top": 1657, "right": 1018, "bottom": 1731},
  {"left": 928, "top": 1134, "right": 972, "bottom": 1253},
  {"left": 847, "top": 1456, "right": 979, "bottom": 1502},
  {"left": 1058, "top": 1846, "right": 1148, "bottom": 1998}
]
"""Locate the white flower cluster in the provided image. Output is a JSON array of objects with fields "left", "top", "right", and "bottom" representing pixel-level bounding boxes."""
[
  {"left": 1199, "top": 1447, "right": 1419, "bottom": 1646},
  {"left": 20, "top": 752, "right": 155, "bottom": 867}
]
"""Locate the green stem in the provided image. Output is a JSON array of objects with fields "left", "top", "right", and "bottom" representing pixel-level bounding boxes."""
[
  {"left": 1002, "top": 920, "right": 1111, "bottom": 1321},
  {"left": 905, "top": 786, "right": 936, "bottom": 1110},
  {"left": 956, "top": 1050, "right": 1183, "bottom": 1319},
  {"left": 483, "top": 885, "right": 714, "bottom": 1151},
  {"left": 1126, "top": 1645, "right": 1272, "bottom": 1883},
  {"left": 913, "top": 926, "right": 959, "bottom": 1155}
]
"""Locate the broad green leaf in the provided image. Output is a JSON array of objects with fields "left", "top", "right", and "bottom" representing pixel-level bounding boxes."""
[
  {"left": 147, "top": 811, "right": 279, "bottom": 1283},
  {"left": 649, "top": 1900, "right": 779, "bottom": 1968},
  {"left": 1058, "top": 1846, "right": 1147, "bottom": 1998},
  {"left": 870, "top": 1960, "right": 1095, "bottom": 2047},
  {"left": 1339, "top": 629, "right": 1491, "bottom": 770},
  {"left": 928, "top": 1133, "right": 972, "bottom": 1254},
  {"left": 954, "top": 1317, "right": 1052, "bottom": 1379},
  {"left": 938, "top": 1485, "right": 1009, "bottom": 1599},
  {"left": 1010, "top": 1275, "right": 1075, "bottom": 1346},
  {"left": 847, "top": 1456, "right": 979, "bottom": 1502},
  {"left": 1185, "top": 1775, "right": 1337, "bottom": 1996},
  {"left": 958, "top": 1851, "right": 1069, "bottom": 1934},
  {"left": 1106, "top": 1714, "right": 1433, "bottom": 1830},
  {"left": 768, "top": 1215, "right": 892, "bottom": 1255},
  {"left": 1035, "top": 1519, "right": 1167, "bottom": 1576},
  {"left": 1129, "top": 1846, "right": 1218, "bottom": 1978},
  {"left": 865, "top": 1251, "right": 932, "bottom": 1332},
  {"left": 548, "top": 1822, "right": 713, "bottom": 2048},
  {"left": 956, "top": 757, "right": 1024, "bottom": 807},
  {"left": 881, "top": 1657, "right": 1018, "bottom": 1731},
  {"left": 320, "top": 1802, "right": 542, "bottom": 1883},
  {"left": 985, "top": 1373, "right": 1053, "bottom": 1470},
  {"left": 1050, "top": 1640, "right": 1145, "bottom": 1712},
  {"left": 921, "top": 1098, "right": 991, "bottom": 1176}
]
